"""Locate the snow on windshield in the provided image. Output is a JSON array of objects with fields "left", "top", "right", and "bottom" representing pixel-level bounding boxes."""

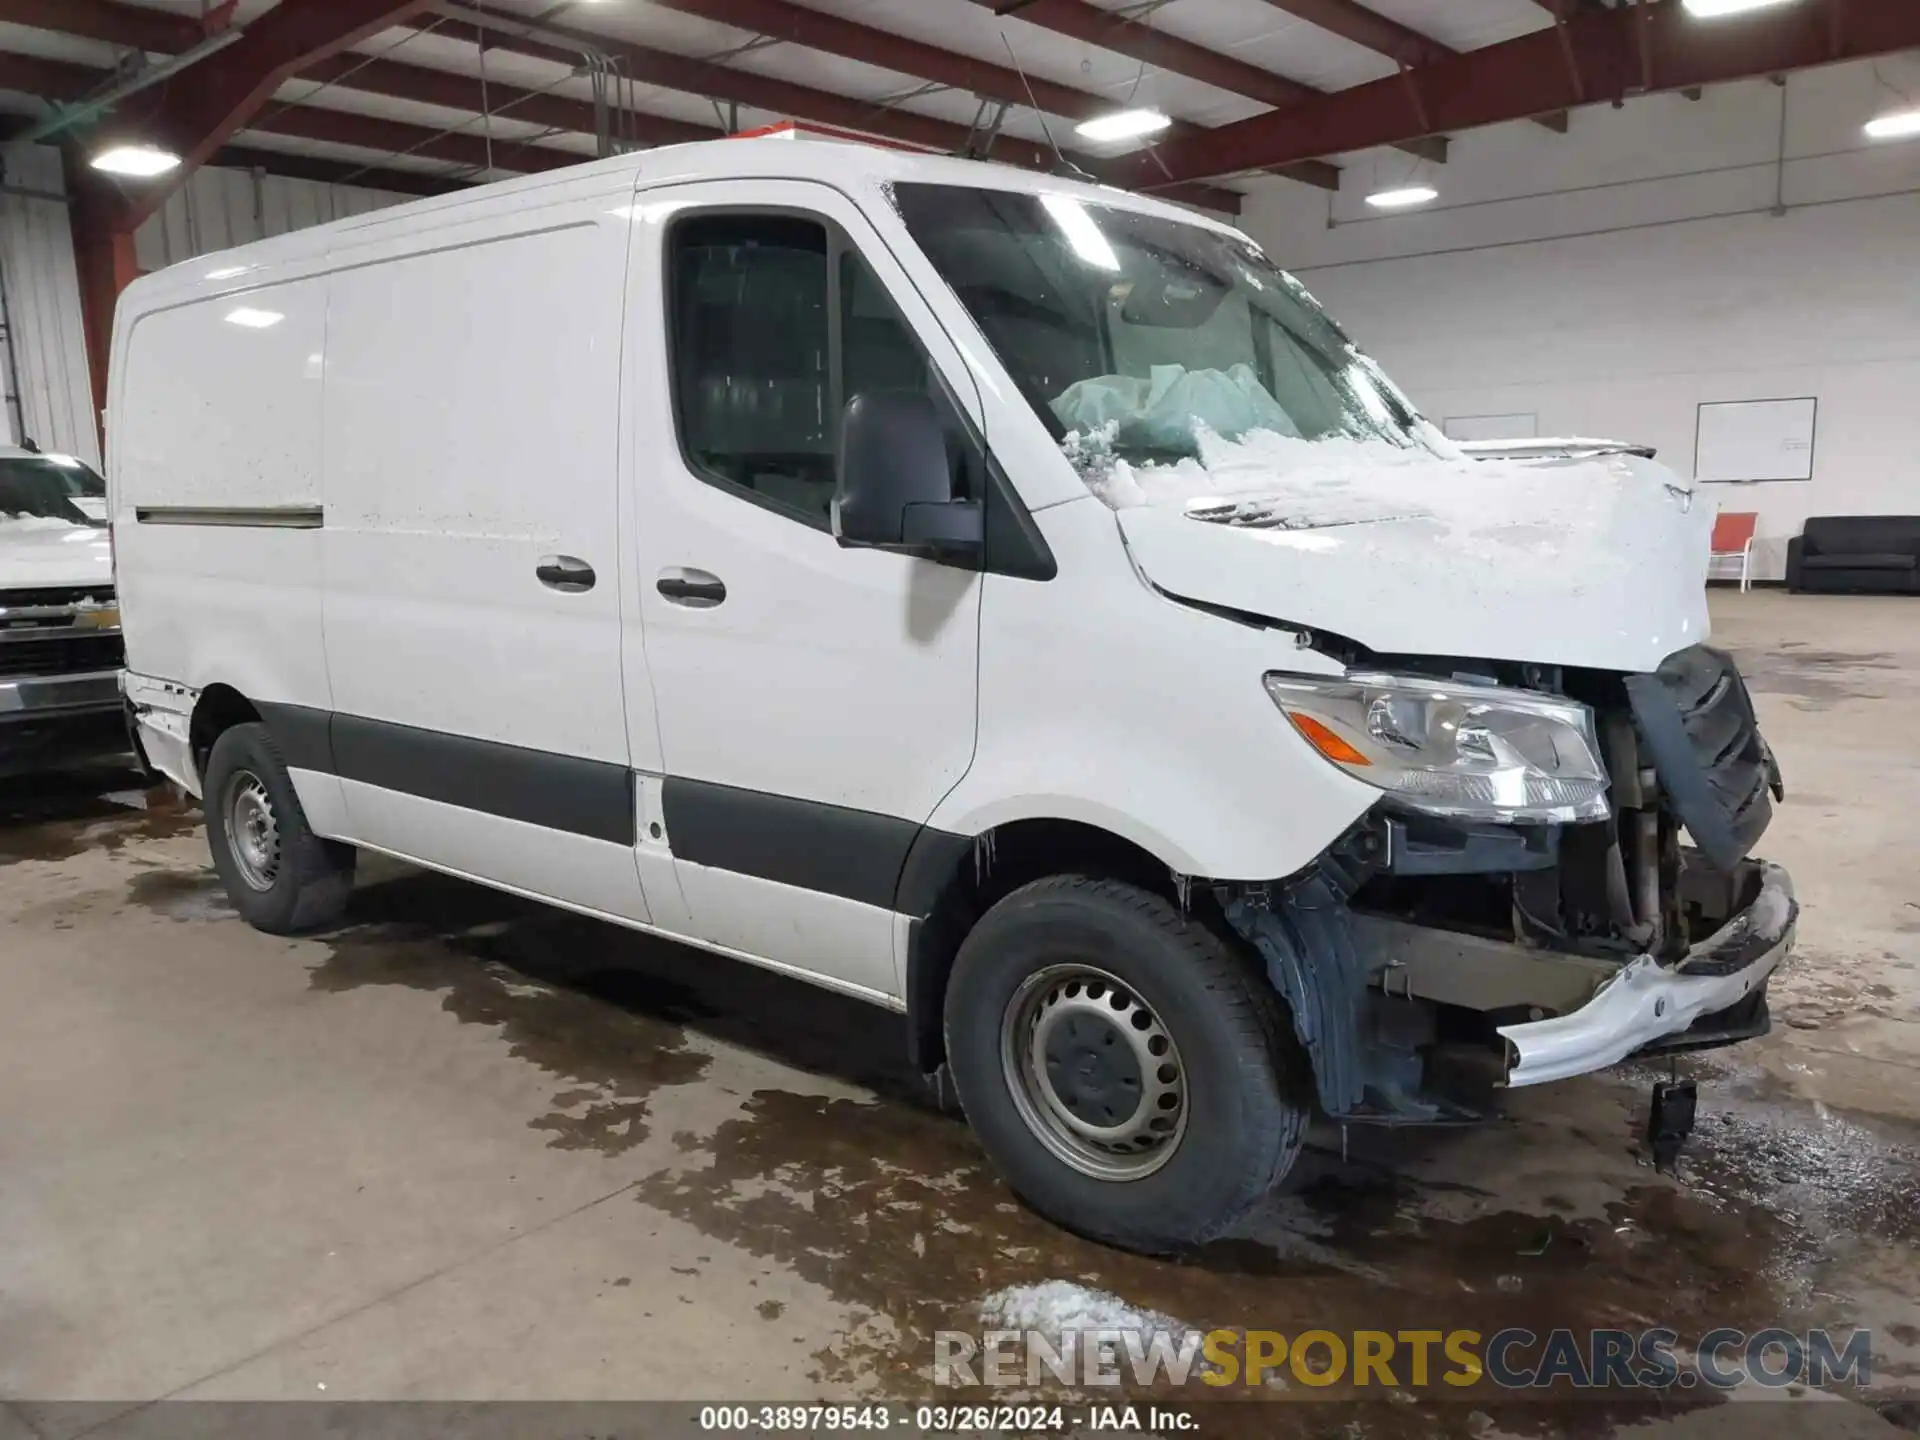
[{"left": 1058, "top": 399, "right": 1675, "bottom": 575}]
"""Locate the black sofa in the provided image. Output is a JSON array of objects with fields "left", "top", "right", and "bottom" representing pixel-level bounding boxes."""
[{"left": 1786, "top": 516, "right": 1920, "bottom": 594}]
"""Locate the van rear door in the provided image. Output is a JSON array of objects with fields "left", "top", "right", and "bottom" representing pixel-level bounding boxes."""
[{"left": 624, "top": 180, "right": 983, "bottom": 1000}]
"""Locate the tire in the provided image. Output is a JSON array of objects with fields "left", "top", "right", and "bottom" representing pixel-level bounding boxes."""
[
  {"left": 943, "top": 876, "right": 1308, "bottom": 1254},
  {"left": 203, "top": 722, "right": 355, "bottom": 934}
]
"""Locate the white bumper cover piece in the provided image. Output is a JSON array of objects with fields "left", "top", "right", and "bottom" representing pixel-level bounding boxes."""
[{"left": 1499, "top": 863, "right": 1796, "bottom": 1088}]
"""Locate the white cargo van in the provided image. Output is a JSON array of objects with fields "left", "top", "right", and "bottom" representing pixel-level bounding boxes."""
[{"left": 110, "top": 136, "right": 1794, "bottom": 1252}]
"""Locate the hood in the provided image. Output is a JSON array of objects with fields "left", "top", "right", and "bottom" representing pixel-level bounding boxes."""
[
  {"left": 0, "top": 517, "right": 113, "bottom": 590},
  {"left": 1107, "top": 438, "right": 1713, "bottom": 674}
]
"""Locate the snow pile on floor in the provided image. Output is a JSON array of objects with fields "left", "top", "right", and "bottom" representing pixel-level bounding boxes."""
[{"left": 979, "top": 1280, "right": 1190, "bottom": 1341}]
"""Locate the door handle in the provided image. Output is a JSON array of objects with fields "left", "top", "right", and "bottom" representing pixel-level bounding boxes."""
[
  {"left": 537, "top": 555, "right": 596, "bottom": 593},
  {"left": 656, "top": 570, "right": 727, "bottom": 607}
]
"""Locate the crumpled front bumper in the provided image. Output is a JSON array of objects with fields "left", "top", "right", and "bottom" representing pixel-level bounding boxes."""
[{"left": 1499, "top": 862, "right": 1797, "bottom": 1088}]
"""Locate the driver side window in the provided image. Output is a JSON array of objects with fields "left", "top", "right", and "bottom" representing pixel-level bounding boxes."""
[{"left": 667, "top": 211, "right": 957, "bottom": 527}]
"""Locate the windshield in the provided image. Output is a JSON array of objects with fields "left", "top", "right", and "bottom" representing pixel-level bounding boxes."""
[
  {"left": 0, "top": 457, "right": 101, "bottom": 526},
  {"left": 890, "top": 184, "right": 1435, "bottom": 477}
]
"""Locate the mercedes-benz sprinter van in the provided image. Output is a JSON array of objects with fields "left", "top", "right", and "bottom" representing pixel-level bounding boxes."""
[{"left": 109, "top": 135, "right": 1793, "bottom": 1253}]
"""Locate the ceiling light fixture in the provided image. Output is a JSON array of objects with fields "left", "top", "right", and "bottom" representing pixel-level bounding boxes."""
[
  {"left": 1680, "top": 0, "right": 1798, "bottom": 17},
  {"left": 90, "top": 144, "right": 182, "bottom": 178},
  {"left": 1864, "top": 107, "right": 1920, "bottom": 141},
  {"left": 1366, "top": 185, "right": 1439, "bottom": 210},
  {"left": 224, "top": 308, "right": 285, "bottom": 329},
  {"left": 1073, "top": 109, "right": 1173, "bottom": 144}
]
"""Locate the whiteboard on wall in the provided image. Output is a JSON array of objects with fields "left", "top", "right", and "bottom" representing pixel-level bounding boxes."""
[
  {"left": 1695, "top": 397, "right": 1817, "bottom": 483},
  {"left": 1444, "top": 413, "right": 1538, "bottom": 442}
]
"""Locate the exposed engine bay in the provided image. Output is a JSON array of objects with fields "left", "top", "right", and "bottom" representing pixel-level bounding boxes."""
[
  {"left": 1221, "top": 644, "right": 1794, "bottom": 1126},
  {"left": 1348, "top": 644, "right": 1783, "bottom": 963}
]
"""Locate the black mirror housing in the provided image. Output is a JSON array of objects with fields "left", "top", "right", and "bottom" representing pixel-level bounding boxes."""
[{"left": 833, "top": 391, "right": 981, "bottom": 559}]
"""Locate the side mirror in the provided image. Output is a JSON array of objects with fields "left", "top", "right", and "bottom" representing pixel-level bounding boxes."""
[{"left": 833, "top": 391, "right": 982, "bottom": 559}]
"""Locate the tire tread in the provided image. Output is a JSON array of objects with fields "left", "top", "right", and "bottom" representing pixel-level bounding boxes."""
[{"left": 944, "top": 874, "right": 1307, "bottom": 1252}]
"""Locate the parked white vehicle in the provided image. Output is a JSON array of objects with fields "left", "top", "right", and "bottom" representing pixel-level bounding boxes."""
[
  {"left": 109, "top": 137, "right": 1794, "bottom": 1252},
  {"left": 0, "top": 447, "right": 125, "bottom": 775}
]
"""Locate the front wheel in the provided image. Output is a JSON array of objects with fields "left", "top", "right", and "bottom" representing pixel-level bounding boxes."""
[
  {"left": 943, "top": 876, "right": 1308, "bottom": 1253},
  {"left": 204, "top": 722, "right": 355, "bottom": 934}
]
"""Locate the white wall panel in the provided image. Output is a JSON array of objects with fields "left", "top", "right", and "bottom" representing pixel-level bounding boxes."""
[
  {"left": 0, "top": 153, "right": 410, "bottom": 472},
  {"left": 0, "top": 145, "right": 100, "bottom": 465},
  {"left": 1241, "top": 59, "right": 1920, "bottom": 581},
  {"left": 133, "top": 164, "right": 412, "bottom": 272}
]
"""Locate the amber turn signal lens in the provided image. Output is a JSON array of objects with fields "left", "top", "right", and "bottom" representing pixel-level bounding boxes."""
[{"left": 1286, "top": 712, "right": 1372, "bottom": 767}]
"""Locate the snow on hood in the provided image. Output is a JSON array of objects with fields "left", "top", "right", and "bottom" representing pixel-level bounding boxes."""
[
  {"left": 1080, "top": 426, "right": 1716, "bottom": 672},
  {"left": 0, "top": 513, "right": 112, "bottom": 589}
]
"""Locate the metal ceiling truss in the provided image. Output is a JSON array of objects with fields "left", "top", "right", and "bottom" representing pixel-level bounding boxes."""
[
  {"left": 1102, "top": 0, "right": 1920, "bottom": 190},
  {"left": 0, "top": 0, "right": 1913, "bottom": 220}
]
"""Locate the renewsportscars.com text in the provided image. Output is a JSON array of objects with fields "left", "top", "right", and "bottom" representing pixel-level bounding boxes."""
[{"left": 934, "top": 1326, "right": 1874, "bottom": 1392}]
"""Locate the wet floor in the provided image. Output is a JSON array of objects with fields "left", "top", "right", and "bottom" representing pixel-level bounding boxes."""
[
  {"left": 3, "top": 593, "right": 1917, "bottom": 1436},
  {"left": 297, "top": 873, "right": 1920, "bottom": 1436}
]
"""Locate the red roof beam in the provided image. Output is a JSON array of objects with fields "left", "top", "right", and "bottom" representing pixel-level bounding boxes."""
[
  {"left": 1122, "top": 0, "right": 1920, "bottom": 187},
  {"left": 408, "top": 13, "right": 1260, "bottom": 209},
  {"left": 110, "top": 0, "right": 441, "bottom": 224},
  {"left": 1253, "top": 1, "right": 1567, "bottom": 132},
  {"left": 972, "top": 0, "right": 1451, "bottom": 164},
  {"left": 633, "top": 0, "right": 1340, "bottom": 184}
]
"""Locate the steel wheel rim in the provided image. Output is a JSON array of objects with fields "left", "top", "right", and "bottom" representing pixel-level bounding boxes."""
[
  {"left": 223, "top": 769, "right": 281, "bottom": 892},
  {"left": 1001, "top": 963, "right": 1188, "bottom": 1182}
]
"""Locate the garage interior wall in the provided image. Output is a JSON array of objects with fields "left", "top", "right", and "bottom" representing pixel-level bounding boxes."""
[
  {"left": 0, "top": 152, "right": 410, "bottom": 471},
  {"left": 0, "top": 145, "right": 100, "bottom": 466},
  {"left": 1244, "top": 57, "right": 1920, "bottom": 581},
  {"left": 132, "top": 164, "right": 411, "bottom": 273}
]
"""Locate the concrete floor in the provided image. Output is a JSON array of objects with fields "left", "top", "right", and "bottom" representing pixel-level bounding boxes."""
[{"left": 1, "top": 591, "right": 1916, "bottom": 1438}]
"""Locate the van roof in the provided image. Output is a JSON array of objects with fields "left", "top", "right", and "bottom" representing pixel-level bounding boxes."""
[{"left": 118, "top": 132, "right": 1244, "bottom": 308}]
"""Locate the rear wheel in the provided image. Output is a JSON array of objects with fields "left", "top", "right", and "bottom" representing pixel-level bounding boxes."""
[
  {"left": 944, "top": 876, "right": 1308, "bottom": 1253},
  {"left": 204, "top": 722, "right": 355, "bottom": 934}
]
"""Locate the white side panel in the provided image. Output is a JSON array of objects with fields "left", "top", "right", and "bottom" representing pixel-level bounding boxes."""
[
  {"left": 321, "top": 212, "right": 637, "bottom": 767},
  {"left": 336, "top": 778, "right": 649, "bottom": 923},
  {"left": 672, "top": 860, "right": 902, "bottom": 1002},
  {"left": 934, "top": 497, "right": 1377, "bottom": 882},
  {"left": 633, "top": 772, "right": 691, "bottom": 935},
  {"left": 112, "top": 273, "right": 331, "bottom": 714},
  {"left": 0, "top": 146, "right": 99, "bottom": 465},
  {"left": 288, "top": 766, "right": 350, "bottom": 840}
]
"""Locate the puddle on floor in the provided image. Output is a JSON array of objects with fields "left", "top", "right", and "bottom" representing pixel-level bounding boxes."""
[
  {"left": 0, "top": 770, "right": 201, "bottom": 865},
  {"left": 124, "top": 865, "right": 236, "bottom": 922},
  {"left": 246, "top": 868, "right": 1920, "bottom": 1435}
]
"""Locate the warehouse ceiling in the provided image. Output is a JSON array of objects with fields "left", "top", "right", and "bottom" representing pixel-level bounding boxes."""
[{"left": 0, "top": 0, "right": 1914, "bottom": 219}]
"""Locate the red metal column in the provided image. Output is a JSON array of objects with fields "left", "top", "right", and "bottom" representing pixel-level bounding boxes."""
[{"left": 65, "top": 158, "right": 140, "bottom": 441}]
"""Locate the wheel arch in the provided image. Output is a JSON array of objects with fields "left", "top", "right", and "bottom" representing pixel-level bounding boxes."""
[
  {"left": 188, "top": 683, "right": 262, "bottom": 781},
  {"left": 900, "top": 815, "right": 1219, "bottom": 1077}
]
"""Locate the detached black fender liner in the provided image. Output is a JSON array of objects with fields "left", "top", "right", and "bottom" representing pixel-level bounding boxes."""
[
  {"left": 1225, "top": 876, "right": 1369, "bottom": 1116},
  {"left": 1625, "top": 645, "right": 1780, "bottom": 871}
]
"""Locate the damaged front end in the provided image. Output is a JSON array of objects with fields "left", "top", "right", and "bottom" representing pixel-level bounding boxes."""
[{"left": 1223, "top": 644, "right": 1794, "bottom": 1120}]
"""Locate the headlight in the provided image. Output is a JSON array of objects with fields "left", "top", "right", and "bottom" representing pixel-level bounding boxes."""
[{"left": 1264, "top": 670, "right": 1610, "bottom": 824}]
